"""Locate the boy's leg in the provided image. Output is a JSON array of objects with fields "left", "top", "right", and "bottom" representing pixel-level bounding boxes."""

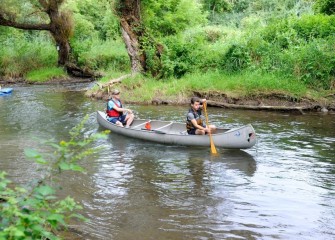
[{"left": 125, "top": 113, "right": 134, "bottom": 127}]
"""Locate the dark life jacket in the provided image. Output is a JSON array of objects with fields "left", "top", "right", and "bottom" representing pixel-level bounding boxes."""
[
  {"left": 106, "top": 99, "right": 123, "bottom": 117},
  {"left": 186, "top": 108, "right": 203, "bottom": 130}
]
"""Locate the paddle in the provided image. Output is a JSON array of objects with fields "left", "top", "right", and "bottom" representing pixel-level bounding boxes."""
[
  {"left": 141, "top": 128, "right": 166, "bottom": 134},
  {"left": 203, "top": 102, "right": 218, "bottom": 155}
]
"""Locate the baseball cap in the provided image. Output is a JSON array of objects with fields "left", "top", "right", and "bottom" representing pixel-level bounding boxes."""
[{"left": 112, "top": 89, "right": 120, "bottom": 95}]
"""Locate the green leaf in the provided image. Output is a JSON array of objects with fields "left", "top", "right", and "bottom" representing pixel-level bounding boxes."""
[
  {"left": 24, "top": 148, "right": 47, "bottom": 164},
  {"left": 24, "top": 148, "right": 41, "bottom": 159},
  {"left": 59, "top": 162, "right": 84, "bottom": 172},
  {"left": 92, "top": 133, "right": 108, "bottom": 139},
  {"left": 47, "top": 143, "right": 62, "bottom": 150},
  {"left": 35, "top": 185, "right": 55, "bottom": 197},
  {"left": 69, "top": 213, "right": 88, "bottom": 222},
  {"left": 30, "top": 224, "right": 44, "bottom": 233},
  {"left": 69, "top": 164, "right": 84, "bottom": 172},
  {"left": 77, "top": 141, "right": 87, "bottom": 147},
  {"left": 59, "top": 162, "right": 71, "bottom": 170},
  {"left": 35, "top": 158, "right": 48, "bottom": 164},
  {"left": 47, "top": 213, "right": 66, "bottom": 227},
  {"left": 13, "top": 228, "right": 25, "bottom": 237},
  {"left": 41, "top": 230, "right": 58, "bottom": 240}
]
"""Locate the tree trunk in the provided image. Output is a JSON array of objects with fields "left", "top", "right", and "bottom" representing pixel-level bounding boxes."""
[
  {"left": 56, "top": 39, "right": 71, "bottom": 66},
  {"left": 120, "top": 19, "right": 145, "bottom": 73},
  {"left": 48, "top": 7, "right": 72, "bottom": 66},
  {"left": 118, "top": 0, "right": 146, "bottom": 74}
]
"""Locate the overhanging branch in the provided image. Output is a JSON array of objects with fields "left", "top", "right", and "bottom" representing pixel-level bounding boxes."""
[{"left": 0, "top": 14, "right": 50, "bottom": 31}]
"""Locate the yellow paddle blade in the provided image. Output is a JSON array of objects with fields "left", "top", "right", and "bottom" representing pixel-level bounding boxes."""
[
  {"left": 203, "top": 102, "right": 218, "bottom": 155},
  {"left": 210, "top": 137, "right": 218, "bottom": 155}
]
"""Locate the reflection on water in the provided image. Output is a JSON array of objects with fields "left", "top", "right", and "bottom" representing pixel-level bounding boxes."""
[{"left": 0, "top": 85, "right": 334, "bottom": 239}]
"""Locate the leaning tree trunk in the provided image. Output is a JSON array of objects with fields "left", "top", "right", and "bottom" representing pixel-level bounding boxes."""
[
  {"left": 120, "top": 19, "right": 145, "bottom": 73},
  {"left": 48, "top": 7, "right": 72, "bottom": 66},
  {"left": 118, "top": 0, "right": 146, "bottom": 74}
]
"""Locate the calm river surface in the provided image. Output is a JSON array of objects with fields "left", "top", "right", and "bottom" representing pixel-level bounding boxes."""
[{"left": 0, "top": 85, "right": 334, "bottom": 240}]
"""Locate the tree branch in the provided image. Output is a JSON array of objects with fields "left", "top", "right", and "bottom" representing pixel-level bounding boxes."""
[
  {"left": 0, "top": 14, "right": 50, "bottom": 30},
  {"left": 96, "top": 74, "right": 132, "bottom": 89}
]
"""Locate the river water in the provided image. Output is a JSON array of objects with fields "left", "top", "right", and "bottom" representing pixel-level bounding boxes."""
[{"left": 0, "top": 85, "right": 334, "bottom": 240}]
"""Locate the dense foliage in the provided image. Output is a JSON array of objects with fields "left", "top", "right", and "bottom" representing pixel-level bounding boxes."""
[
  {"left": 314, "top": 0, "right": 335, "bottom": 15},
  {"left": 1, "top": 0, "right": 335, "bottom": 90}
]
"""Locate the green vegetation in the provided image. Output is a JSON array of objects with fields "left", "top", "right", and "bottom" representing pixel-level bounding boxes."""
[
  {"left": 0, "top": 33, "right": 57, "bottom": 78},
  {"left": 0, "top": 117, "right": 108, "bottom": 240},
  {"left": 1, "top": 0, "right": 335, "bottom": 99},
  {"left": 26, "top": 67, "right": 67, "bottom": 83},
  {"left": 117, "top": 71, "right": 310, "bottom": 103}
]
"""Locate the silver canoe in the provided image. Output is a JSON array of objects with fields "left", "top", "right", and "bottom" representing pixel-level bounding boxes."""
[{"left": 97, "top": 111, "right": 256, "bottom": 149}]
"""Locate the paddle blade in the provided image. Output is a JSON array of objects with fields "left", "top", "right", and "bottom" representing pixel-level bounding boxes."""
[
  {"left": 210, "top": 137, "right": 218, "bottom": 155},
  {"left": 203, "top": 102, "right": 218, "bottom": 155}
]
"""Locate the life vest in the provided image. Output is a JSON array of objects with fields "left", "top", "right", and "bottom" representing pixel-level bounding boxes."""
[
  {"left": 186, "top": 108, "right": 203, "bottom": 131},
  {"left": 106, "top": 99, "right": 123, "bottom": 117}
]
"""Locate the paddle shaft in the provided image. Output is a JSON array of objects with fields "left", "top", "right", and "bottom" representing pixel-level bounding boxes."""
[{"left": 203, "top": 102, "right": 218, "bottom": 155}]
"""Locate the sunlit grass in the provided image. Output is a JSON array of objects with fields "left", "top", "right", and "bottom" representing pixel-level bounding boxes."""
[
  {"left": 101, "top": 70, "right": 317, "bottom": 103},
  {"left": 26, "top": 67, "right": 67, "bottom": 83},
  {"left": 180, "top": 71, "right": 308, "bottom": 97}
]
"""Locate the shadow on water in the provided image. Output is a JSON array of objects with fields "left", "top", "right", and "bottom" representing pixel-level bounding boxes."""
[{"left": 104, "top": 128, "right": 257, "bottom": 177}]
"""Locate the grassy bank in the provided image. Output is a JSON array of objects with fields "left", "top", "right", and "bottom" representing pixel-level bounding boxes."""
[
  {"left": 94, "top": 70, "right": 332, "bottom": 105},
  {"left": 26, "top": 67, "right": 68, "bottom": 83}
]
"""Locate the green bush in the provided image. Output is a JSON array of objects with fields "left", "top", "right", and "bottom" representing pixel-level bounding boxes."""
[
  {"left": 314, "top": 0, "right": 335, "bottom": 15},
  {"left": 262, "top": 15, "right": 335, "bottom": 46},
  {"left": 159, "top": 35, "right": 199, "bottom": 78},
  {"left": 220, "top": 44, "right": 251, "bottom": 72},
  {"left": 278, "top": 38, "right": 335, "bottom": 89},
  {"left": 142, "top": 0, "right": 207, "bottom": 37},
  {"left": 291, "top": 14, "right": 335, "bottom": 40}
]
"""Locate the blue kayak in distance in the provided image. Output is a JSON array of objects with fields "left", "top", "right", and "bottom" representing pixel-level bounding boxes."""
[{"left": 0, "top": 88, "right": 13, "bottom": 96}]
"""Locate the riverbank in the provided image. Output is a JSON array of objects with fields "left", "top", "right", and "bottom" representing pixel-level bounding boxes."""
[
  {"left": 2, "top": 73, "right": 335, "bottom": 113},
  {"left": 85, "top": 72, "right": 335, "bottom": 113},
  {"left": 87, "top": 87, "right": 335, "bottom": 113}
]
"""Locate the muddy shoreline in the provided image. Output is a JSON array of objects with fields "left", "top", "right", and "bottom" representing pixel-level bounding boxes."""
[{"left": 87, "top": 88, "right": 335, "bottom": 113}]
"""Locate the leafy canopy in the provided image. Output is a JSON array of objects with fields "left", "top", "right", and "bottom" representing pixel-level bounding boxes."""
[{"left": 141, "top": 0, "right": 207, "bottom": 36}]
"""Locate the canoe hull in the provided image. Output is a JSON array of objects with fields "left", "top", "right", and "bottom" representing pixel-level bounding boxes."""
[
  {"left": 0, "top": 88, "right": 13, "bottom": 96},
  {"left": 97, "top": 111, "right": 256, "bottom": 149}
]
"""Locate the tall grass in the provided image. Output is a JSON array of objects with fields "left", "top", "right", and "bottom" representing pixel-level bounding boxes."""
[
  {"left": 26, "top": 67, "right": 67, "bottom": 83},
  {"left": 0, "top": 34, "right": 57, "bottom": 78},
  {"left": 119, "top": 70, "right": 309, "bottom": 103},
  {"left": 0, "top": 29, "right": 129, "bottom": 79},
  {"left": 75, "top": 38, "right": 130, "bottom": 72}
]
